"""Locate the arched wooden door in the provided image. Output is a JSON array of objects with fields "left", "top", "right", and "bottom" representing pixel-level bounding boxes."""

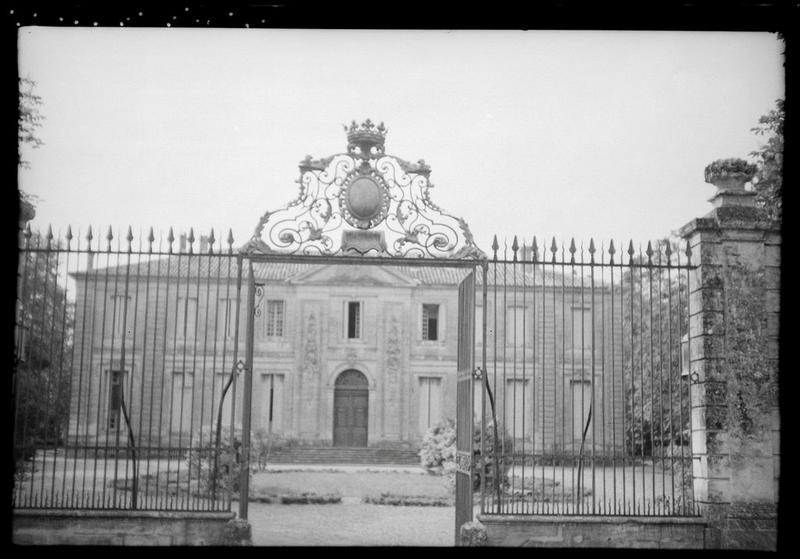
[{"left": 333, "top": 369, "right": 369, "bottom": 447}]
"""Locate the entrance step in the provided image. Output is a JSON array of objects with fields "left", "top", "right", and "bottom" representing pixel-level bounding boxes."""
[{"left": 264, "top": 446, "right": 420, "bottom": 466}]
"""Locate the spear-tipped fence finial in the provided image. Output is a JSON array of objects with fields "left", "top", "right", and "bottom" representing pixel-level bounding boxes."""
[
  {"left": 208, "top": 228, "right": 215, "bottom": 254},
  {"left": 126, "top": 226, "right": 134, "bottom": 252},
  {"left": 227, "top": 229, "right": 234, "bottom": 254},
  {"left": 167, "top": 227, "right": 175, "bottom": 254},
  {"left": 646, "top": 240, "right": 653, "bottom": 264},
  {"left": 550, "top": 237, "right": 558, "bottom": 263},
  {"left": 147, "top": 227, "right": 155, "bottom": 253},
  {"left": 65, "top": 225, "right": 73, "bottom": 251},
  {"left": 532, "top": 236, "right": 538, "bottom": 263},
  {"left": 45, "top": 224, "right": 53, "bottom": 250},
  {"left": 685, "top": 239, "right": 692, "bottom": 266},
  {"left": 511, "top": 235, "right": 519, "bottom": 262},
  {"left": 569, "top": 238, "right": 576, "bottom": 264},
  {"left": 589, "top": 238, "right": 596, "bottom": 264},
  {"left": 608, "top": 239, "right": 616, "bottom": 265},
  {"left": 105, "top": 225, "right": 114, "bottom": 252},
  {"left": 491, "top": 235, "right": 499, "bottom": 261},
  {"left": 187, "top": 227, "right": 195, "bottom": 254},
  {"left": 627, "top": 240, "right": 635, "bottom": 265}
]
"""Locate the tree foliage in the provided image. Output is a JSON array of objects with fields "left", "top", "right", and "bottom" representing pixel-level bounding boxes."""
[
  {"left": 18, "top": 77, "right": 45, "bottom": 170},
  {"left": 15, "top": 231, "right": 74, "bottom": 462},
  {"left": 621, "top": 240, "right": 691, "bottom": 458},
  {"left": 750, "top": 98, "right": 784, "bottom": 221}
]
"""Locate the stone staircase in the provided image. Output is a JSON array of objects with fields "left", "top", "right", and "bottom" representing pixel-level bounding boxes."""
[{"left": 263, "top": 446, "right": 421, "bottom": 466}]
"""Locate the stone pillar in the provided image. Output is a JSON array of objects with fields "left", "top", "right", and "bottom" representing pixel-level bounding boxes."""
[{"left": 679, "top": 161, "right": 780, "bottom": 550}]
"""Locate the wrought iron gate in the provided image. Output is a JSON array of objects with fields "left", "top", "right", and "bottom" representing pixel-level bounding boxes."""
[
  {"left": 13, "top": 226, "right": 247, "bottom": 512},
  {"left": 455, "top": 269, "right": 476, "bottom": 544}
]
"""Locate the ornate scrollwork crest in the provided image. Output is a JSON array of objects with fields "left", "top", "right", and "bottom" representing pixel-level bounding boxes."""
[{"left": 240, "top": 120, "right": 486, "bottom": 259}]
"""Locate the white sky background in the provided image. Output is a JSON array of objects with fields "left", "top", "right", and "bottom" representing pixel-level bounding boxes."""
[{"left": 18, "top": 28, "right": 784, "bottom": 255}]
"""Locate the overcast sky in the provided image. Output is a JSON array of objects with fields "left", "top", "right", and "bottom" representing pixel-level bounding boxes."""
[{"left": 18, "top": 28, "right": 784, "bottom": 254}]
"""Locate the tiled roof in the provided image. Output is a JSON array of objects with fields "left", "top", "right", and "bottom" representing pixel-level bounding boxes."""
[{"left": 71, "top": 257, "right": 600, "bottom": 287}]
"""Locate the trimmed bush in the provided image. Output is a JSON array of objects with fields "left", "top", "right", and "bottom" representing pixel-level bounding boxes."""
[{"left": 362, "top": 492, "right": 453, "bottom": 507}]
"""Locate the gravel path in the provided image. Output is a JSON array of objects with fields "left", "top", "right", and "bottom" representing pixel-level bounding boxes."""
[
  {"left": 245, "top": 501, "right": 454, "bottom": 546},
  {"left": 244, "top": 469, "right": 456, "bottom": 546}
]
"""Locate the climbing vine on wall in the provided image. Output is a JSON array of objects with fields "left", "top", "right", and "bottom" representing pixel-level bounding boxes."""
[{"left": 722, "top": 248, "right": 778, "bottom": 440}]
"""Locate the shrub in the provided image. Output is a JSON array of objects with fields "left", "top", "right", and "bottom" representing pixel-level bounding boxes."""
[
  {"left": 420, "top": 419, "right": 456, "bottom": 470},
  {"left": 473, "top": 421, "right": 513, "bottom": 492},
  {"left": 186, "top": 425, "right": 252, "bottom": 496},
  {"left": 419, "top": 419, "right": 513, "bottom": 493}
]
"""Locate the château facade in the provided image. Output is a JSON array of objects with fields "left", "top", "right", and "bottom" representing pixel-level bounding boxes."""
[{"left": 67, "top": 120, "right": 630, "bottom": 455}]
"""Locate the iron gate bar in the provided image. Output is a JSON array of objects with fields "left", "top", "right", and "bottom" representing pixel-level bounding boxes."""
[{"left": 238, "top": 261, "right": 256, "bottom": 521}]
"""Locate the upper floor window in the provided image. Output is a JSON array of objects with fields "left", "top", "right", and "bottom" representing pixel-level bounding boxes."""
[
  {"left": 217, "top": 297, "right": 234, "bottom": 338},
  {"left": 177, "top": 296, "right": 198, "bottom": 339},
  {"left": 571, "top": 307, "right": 593, "bottom": 352},
  {"left": 111, "top": 294, "right": 132, "bottom": 338},
  {"left": 266, "top": 300, "right": 285, "bottom": 338},
  {"left": 506, "top": 306, "right": 528, "bottom": 346},
  {"left": 347, "top": 301, "right": 361, "bottom": 339},
  {"left": 422, "top": 304, "right": 439, "bottom": 341}
]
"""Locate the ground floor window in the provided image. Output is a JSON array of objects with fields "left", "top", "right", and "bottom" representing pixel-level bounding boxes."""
[
  {"left": 260, "top": 373, "right": 284, "bottom": 434},
  {"left": 571, "top": 379, "right": 593, "bottom": 441},
  {"left": 505, "top": 378, "right": 530, "bottom": 438},
  {"left": 106, "top": 369, "right": 127, "bottom": 431},
  {"left": 170, "top": 371, "right": 194, "bottom": 433},
  {"left": 418, "top": 376, "right": 442, "bottom": 434}
]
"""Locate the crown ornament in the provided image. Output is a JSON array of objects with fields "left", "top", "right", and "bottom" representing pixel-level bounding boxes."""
[{"left": 345, "top": 118, "right": 387, "bottom": 160}]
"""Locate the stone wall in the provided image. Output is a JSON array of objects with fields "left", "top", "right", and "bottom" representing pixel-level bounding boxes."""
[
  {"left": 679, "top": 183, "right": 780, "bottom": 550},
  {"left": 12, "top": 509, "right": 250, "bottom": 546},
  {"left": 474, "top": 516, "right": 706, "bottom": 548}
]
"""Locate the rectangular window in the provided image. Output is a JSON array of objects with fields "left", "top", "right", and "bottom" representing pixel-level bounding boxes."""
[
  {"left": 506, "top": 306, "right": 528, "bottom": 346},
  {"left": 571, "top": 380, "right": 592, "bottom": 440},
  {"left": 261, "top": 373, "right": 284, "bottom": 433},
  {"left": 107, "top": 370, "right": 127, "bottom": 430},
  {"left": 347, "top": 301, "right": 361, "bottom": 339},
  {"left": 474, "top": 305, "right": 482, "bottom": 340},
  {"left": 171, "top": 371, "right": 194, "bottom": 433},
  {"left": 215, "top": 372, "right": 234, "bottom": 428},
  {"left": 571, "top": 307, "right": 593, "bottom": 352},
  {"left": 422, "top": 304, "right": 439, "bottom": 341},
  {"left": 418, "top": 376, "right": 442, "bottom": 434},
  {"left": 217, "top": 297, "right": 233, "bottom": 338},
  {"left": 111, "top": 294, "right": 132, "bottom": 338},
  {"left": 177, "top": 296, "right": 198, "bottom": 339},
  {"left": 266, "top": 300, "right": 285, "bottom": 338},
  {"left": 505, "top": 379, "right": 530, "bottom": 438}
]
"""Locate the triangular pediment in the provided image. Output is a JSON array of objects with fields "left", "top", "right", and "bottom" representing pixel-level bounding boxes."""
[{"left": 288, "top": 264, "right": 418, "bottom": 287}]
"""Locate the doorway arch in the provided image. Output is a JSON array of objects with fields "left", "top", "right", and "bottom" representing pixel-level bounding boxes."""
[{"left": 333, "top": 369, "right": 369, "bottom": 447}]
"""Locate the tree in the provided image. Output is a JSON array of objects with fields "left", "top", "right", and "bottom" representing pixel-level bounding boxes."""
[
  {"left": 750, "top": 98, "right": 783, "bottom": 221},
  {"left": 620, "top": 239, "right": 690, "bottom": 458},
  {"left": 18, "top": 77, "right": 44, "bottom": 171},
  {"left": 15, "top": 226, "right": 74, "bottom": 464}
]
